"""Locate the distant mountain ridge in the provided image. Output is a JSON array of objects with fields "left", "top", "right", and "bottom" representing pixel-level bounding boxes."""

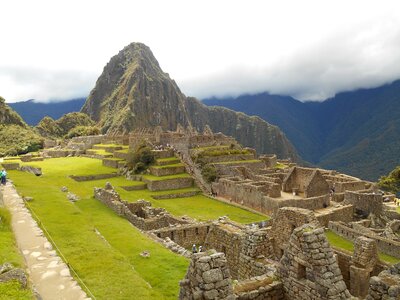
[
  {"left": 81, "top": 42, "right": 298, "bottom": 160},
  {"left": 203, "top": 80, "right": 400, "bottom": 180},
  {"left": 9, "top": 98, "right": 86, "bottom": 126}
]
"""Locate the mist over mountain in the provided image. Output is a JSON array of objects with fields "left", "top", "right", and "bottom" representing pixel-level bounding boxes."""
[
  {"left": 203, "top": 80, "right": 400, "bottom": 180},
  {"left": 9, "top": 98, "right": 86, "bottom": 126}
]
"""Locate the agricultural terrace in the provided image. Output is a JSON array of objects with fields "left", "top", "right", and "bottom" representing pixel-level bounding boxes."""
[{"left": 7, "top": 157, "right": 266, "bottom": 299}]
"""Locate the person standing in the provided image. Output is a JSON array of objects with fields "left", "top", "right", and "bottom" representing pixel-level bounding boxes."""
[{"left": 1, "top": 169, "right": 6, "bottom": 185}]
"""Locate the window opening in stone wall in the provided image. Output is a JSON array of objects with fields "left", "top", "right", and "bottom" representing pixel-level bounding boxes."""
[
  {"left": 195, "top": 228, "right": 199, "bottom": 235},
  {"left": 183, "top": 230, "right": 186, "bottom": 238},
  {"left": 297, "top": 262, "right": 306, "bottom": 280},
  {"left": 171, "top": 231, "right": 175, "bottom": 241},
  {"left": 222, "top": 245, "right": 226, "bottom": 253}
]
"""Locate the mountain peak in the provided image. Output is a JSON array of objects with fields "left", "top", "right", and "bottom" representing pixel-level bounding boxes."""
[{"left": 81, "top": 42, "right": 299, "bottom": 160}]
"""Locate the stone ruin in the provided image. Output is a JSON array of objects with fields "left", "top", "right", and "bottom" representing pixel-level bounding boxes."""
[
  {"left": 179, "top": 251, "right": 235, "bottom": 300},
  {"left": 278, "top": 223, "right": 351, "bottom": 299},
  {"left": 366, "top": 262, "right": 400, "bottom": 299},
  {"left": 94, "top": 183, "right": 189, "bottom": 231}
]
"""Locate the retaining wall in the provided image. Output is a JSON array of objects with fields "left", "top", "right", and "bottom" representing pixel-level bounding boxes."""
[{"left": 144, "top": 177, "right": 193, "bottom": 191}]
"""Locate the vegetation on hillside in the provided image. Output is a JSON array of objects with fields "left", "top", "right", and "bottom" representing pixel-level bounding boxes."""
[
  {"left": 0, "top": 96, "right": 27, "bottom": 127},
  {"left": 65, "top": 125, "right": 100, "bottom": 138},
  {"left": 378, "top": 165, "right": 400, "bottom": 195},
  {"left": 36, "top": 112, "right": 97, "bottom": 139},
  {"left": 0, "top": 124, "right": 43, "bottom": 157}
]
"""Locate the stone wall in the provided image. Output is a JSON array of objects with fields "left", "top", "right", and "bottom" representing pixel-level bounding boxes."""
[
  {"left": 179, "top": 251, "right": 235, "bottom": 300},
  {"left": 94, "top": 185, "right": 187, "bottom": 231},
  {"left": 234, "top": 276, "right": 284, "bottom": 300},
  {"left": 102, "top": 158, "right": 122, "bottom": 168},
  {"left": 213, "top": 161, "right": 265, "bottom": 177},
  {"left": 1, "top": 162, "right": 19, "bottom": 170},
  {"left": 201, "top": 154, "right": 256, "bottom": 164},
  {"left": 315, "top": 205, "right": 354, "bottom": 227},
  {"left": 278, "top": 224, "right": 352, "bottom": 299},
  {"left": 366, "top": 263, "right": 400, "bottom": 300},
  {"left": 151, "top": 224, "right": 210, "bottom": 249},
  {"left": 259, "top": 154, "right": 277, "bottom": 168},
  {"left": 149, "top": 165, "right": 186, "bottom": 176},
  {"left": 271, "top": 207, "right": 318, "bottom": 258},
  {"left": 70, "top": 173, "right": 118, "bottom": 182},
  {"left": 205, "top": 222, "right": 244, "bottom": 279},
  {"left": 328, "top": 221, "right": 400, "bottom": 259},
  {"left": 343, "top": 191, "right": 383, "bottom": 216},
  {"left": 144, "top": 177, "right": 193, "bottom": 191}
]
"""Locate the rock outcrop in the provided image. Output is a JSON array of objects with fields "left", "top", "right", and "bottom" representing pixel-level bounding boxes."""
[{"left": 81, "top": 43, "right": 298, "bottom": 160}]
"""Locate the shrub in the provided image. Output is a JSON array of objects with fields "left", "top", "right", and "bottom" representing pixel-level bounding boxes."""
[
  {"left": 378, "top": 165, "right": 400, "bottom": 195},
  {"left": 66, "top": 126, "right": 100, "bottom": 138},
  {"left": 201, "top": 165, "right": 218, "bottom": 183},
  {"left": 0, "top": 125, "right": 43, "bottom": 157},
  {"left": 126, "top": 142, "right": 155, "bottom": 174}
]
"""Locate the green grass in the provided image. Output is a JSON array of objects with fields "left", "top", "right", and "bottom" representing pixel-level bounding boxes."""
[
  {"left": 114, "top": 149, "right": 129, "bottom": 154},
  {"left": 0, "top": 207, "right": 34, "bottom": 299},
  {"left": 0, "top": 281, "right": 33, "bottom": 300},
  {"left": 147, "top": 195, "right": 267, "bottom": 223},
  {"left": 275, "top": 162, "right": 288, "bottom": 169},
  {"left": 7, "top": 157, "right": 266, "bottom": 298},
  {"left": 156, "top": 157, "right": 179, "bottom": 163},
  {"left": 8, "top": 158, "right": 188, "bottom": 299},
  {"left": 325, "top": 230, "right": 400, "bottom": 265},
  {"left": 86, "top": 149, "right": 112, "bottom": 156}
]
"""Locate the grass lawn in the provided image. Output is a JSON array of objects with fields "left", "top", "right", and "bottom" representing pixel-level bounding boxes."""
[
  {"left": 8, "top": 158, "right": 188, "bottom": 299},
  {"left": 0, "top": 207, "right": 34, "bottom": 299},
  {"left": 7, "top": 157, "right": 267, "bottom": 298},
  {"left": 325, "top": 230, "right": 400, "bottom": 265}
]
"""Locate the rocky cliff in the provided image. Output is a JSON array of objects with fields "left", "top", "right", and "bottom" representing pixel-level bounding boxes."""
[{"left": 81, "top": 43, "right": 298, "bottom": 159}]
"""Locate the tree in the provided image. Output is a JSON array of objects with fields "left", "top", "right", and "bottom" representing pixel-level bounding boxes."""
[{"left": 378, "top": 166, "right": 400, "bottom": 195}]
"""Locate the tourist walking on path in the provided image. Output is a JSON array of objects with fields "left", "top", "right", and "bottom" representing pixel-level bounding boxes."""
[{"left": 1, "top": 169, "right": 6, "bottom": 185}]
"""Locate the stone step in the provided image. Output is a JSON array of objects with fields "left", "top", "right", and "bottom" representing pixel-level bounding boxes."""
[{"left": 149, "top": 164, "right": 186, "bottom": 177}]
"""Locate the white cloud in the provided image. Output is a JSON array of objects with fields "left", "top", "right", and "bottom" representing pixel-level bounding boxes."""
[{"left": 1, "top": 0, "right": 400, "bottom": 102}]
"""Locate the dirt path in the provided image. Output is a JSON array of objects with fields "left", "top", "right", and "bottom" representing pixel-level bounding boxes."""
[{"left": 1, "top": 182, "right": 91, "bottom": 300}]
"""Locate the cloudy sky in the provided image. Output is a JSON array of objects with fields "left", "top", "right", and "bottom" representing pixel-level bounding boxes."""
[{"left": 2, "top": 0, "right": 400, "bottom": 102}]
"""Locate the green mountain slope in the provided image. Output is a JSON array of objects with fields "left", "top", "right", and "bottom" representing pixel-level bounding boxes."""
[{"left": 203, "top": 81, "right": 400, "bottom": 180}]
